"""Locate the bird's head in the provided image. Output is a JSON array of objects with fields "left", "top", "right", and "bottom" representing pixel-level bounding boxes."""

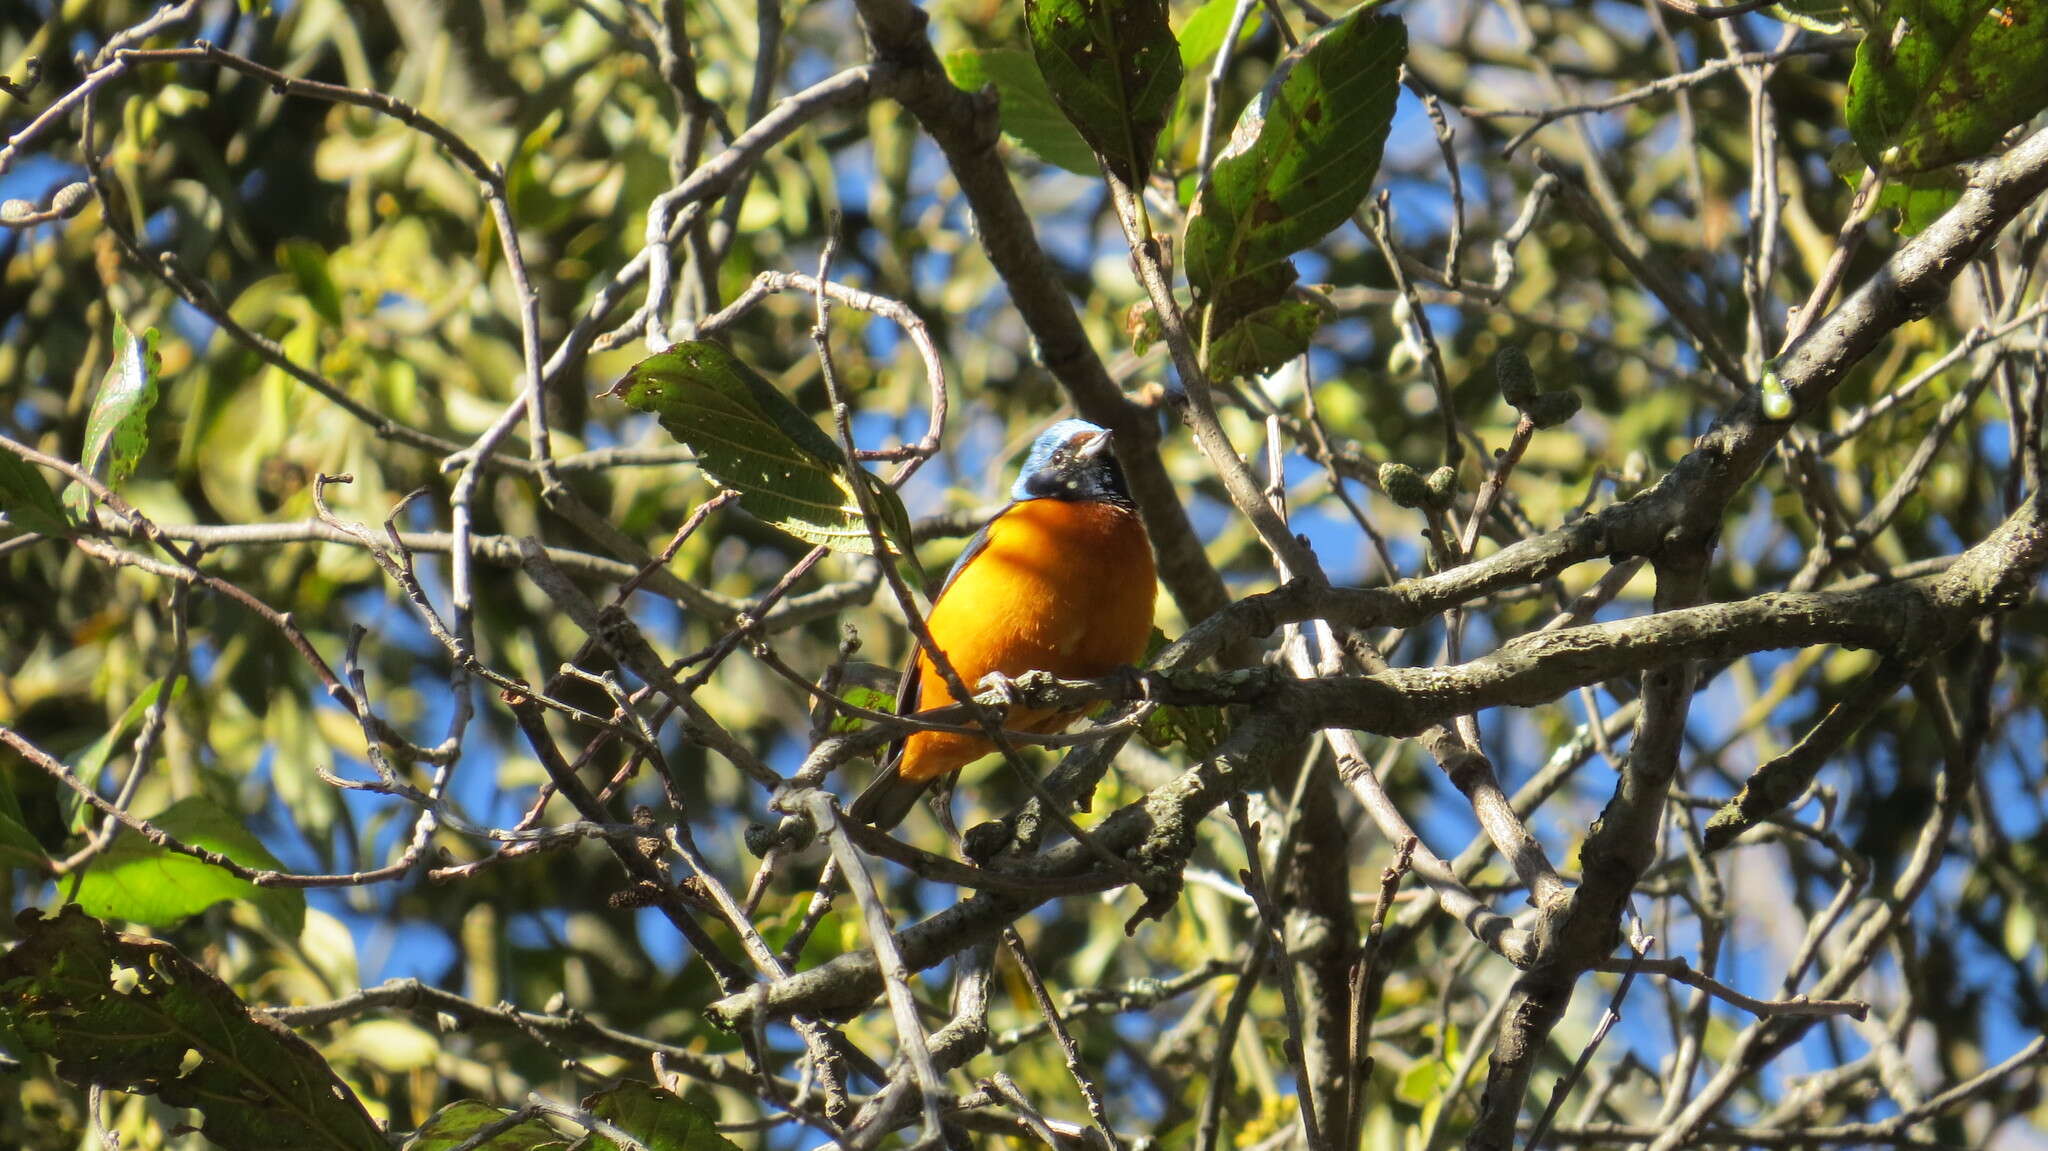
[{"left": 1011, "top": 419, "right": 1132, "bottom": 507}]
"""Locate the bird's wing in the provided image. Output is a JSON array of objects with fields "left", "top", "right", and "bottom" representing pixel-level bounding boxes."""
[
  {"left": 934, "top": 504, "right": 1008, "bottom": 598},
  {"left": 851, "top": 506, "right": 1013, "bottom": 827},
  {"left": 878, "top": 503, "right": 1011, "bottom": 770}
]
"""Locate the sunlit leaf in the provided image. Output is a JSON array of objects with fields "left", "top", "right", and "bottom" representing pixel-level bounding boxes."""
[
  {"left": 279, "top": 240, "right": 344, "bottom": 326},
  {"left": 1875, "top": 181, "right": 1967, "bottom": 235},
  {"left": 73, "top": 796, "right": 305, "bottom": 936},
  {"left": 1394, "top": 1055, "right": 1448, "bottom": 1106},
  {"left": 1177, "top": 0, "right": 1265, "bottom": 75},
  {"left": 0, "top": 906, "right": 385, "bottom": 1151},
  {"left": 574, "top": 1081, "right": 741, "bottom": 1151},
  {"left": 1025, "top": 0, "right": 1184, "bottom": 183},
  {"left": 827, "top": 686, "right": 899, "bottom": 734},
  {"left": 1206, "top": 294, "right": 1328, "bottom": 380},
  {"left": 69, "top": 681, "right": 174, "bottom": 784},
  {"left": 1848, "top": 1, "right": 2048, "bottom": 232},
  {"left": 67, "top": 322, "right": 161, "bottom": 515},
  {"left": 2005, "top": 902, "right": 2037, "bottom": 964},
  {"left": 607, "top": 341, "right": 916, "bottom": 561},
  {"left": 507, "top": 110, "right": 578, "bottom": 231},
  {"left": 266, "top": 692, "right": 341, "bottom": 848},
  {"left": 327, "top": 1018, "right": 440, "bottom": 1073},
  {"left": 944, "top": 49, "right": 1099, "bottom": 175},
  {"left": 405, "top": 1100, "right": 569, "bottom": 1150},
  {"left": 1183, "top": 11, "right": 1404, "bottom": 297},
  {"left": 61, "top": 680, "right": 183, "bottom": 833}
]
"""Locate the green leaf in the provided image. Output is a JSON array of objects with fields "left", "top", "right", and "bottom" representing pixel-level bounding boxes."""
[
  {"left": 0, "top": 814, "right": 47, "bottom": 871},
  {"left": 944, "top": 49, "right": 1100, "bottom": 176},
  {"left": 1876, "top": 181, "right": 1962, "bottom": 235},
  {"left": 279, "top": 240, "right": 344, "bottom": 326},
  {"left": 1136, "top": 627, "right": 1232, "bottom": 757},
  {"left": 1025, "top": 0, "right": 1185, "bottom": 183},
  {"left": 325, "top": 1018, "right": 440, "bottom": 1072},
  {"left": 1177, "top": 0, "right": 1265, "bottom": 75},
  {"left": 70, "top": 322, "right": 162, "bottom": 512},
  {"left": 1139, "top": 700, "right": 1230, "bottom": 759},
  {"left": 1183, "top": 11, "right": 1405, "bottom": 299},
  {"left": 71, "top": 681, "right": 173, "bottom": 782},
  {"left": 73, "top": 795, "right": 305, "bottom": 937},
  {"left": 508, "top": 111, "right": 580, "bottom": 231},
  {"left": 1848, "top": 2, "right": 2048, "bottom": 230},
  {"left": 0, "top": 768, "right": 47, "bottom": 870},
  {"left": 1848, "top": 1, "right": 2048, "bottom": 172},
  {"left": 0, "top": 905, "right": 386, "bottom": 1151},
  {"left": 573, "top": 1082, "right": 740, "bottom": 1151},
  {"left": 1127, "top": 298, "right": 1162, "bottom": 355},
  {"left": 2005, "top": 902, "right": 2038, "bottom": 964},
  {"left": 828, "top": 686, "right": 899, "bottom": 735},
  {"left": 607, "top": 341, "right": 917, "bottom": 561},
  {"left": 406, "top": 1100, "right": 569, "bottom": 1150},
  {"left": 1394, "top": 1055, "right": 1449, "bottom": 1107},
  {"left": 1199, "top": 260, "right": 1325, "bottom": 379},
  {"left": 0, "top": 448, "right": 70, "bottom": 537},
  {"left": 62, "top": 680, "right": 182, "bottom": 833},
  {"left": 1206, "top": 297, "right": 1326, "bottom": 379}
]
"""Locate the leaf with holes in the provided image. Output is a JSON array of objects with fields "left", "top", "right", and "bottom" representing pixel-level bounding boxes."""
[
  {"left": 607, "top": 341, "right": 915, "bottom": 560},
  {"left": 1207, "top": 297, "right": 1328, "bottom": 379},
  {"left": 828, "top": 686, "right": 900, "bottom": 735},
  {"left": 1137, "top": 629, "right": 1231, "bottom": 757},
  {"left": 0, "top": 905, "right": 386, "bottom": 1151},
  {"left": 1183, "top": 11, "right": 1404, "bottom": 299},
  {"left": 1848, "top": 1, "right": 2048, "bottom": 232},
  {"left": 945, "top": 49, "right": 1098, "bottom": 175},
  {"left": 1140, "top": 700, "right": 1230, "bottom": 759},
  {"left": 78, "top": 323, "right": 162, "bottom": 495},
  {"left": 1198, "top": 260, "right": 1320, "bottom": 380},
  {"left": 1025, "top": 0, "right": 1183, "bottom": 184}
]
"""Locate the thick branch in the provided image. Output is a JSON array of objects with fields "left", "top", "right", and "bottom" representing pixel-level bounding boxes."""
[
  {"left": 710, "top": 496, "right": 2044, "bottom": 1026},
  {"left": 1450, "top": 125, "right": 2048, "bottom": 1144}
]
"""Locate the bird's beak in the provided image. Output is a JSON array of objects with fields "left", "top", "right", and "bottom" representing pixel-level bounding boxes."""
[{"left": 1077, "top": 430, "right": 1113, "bottom": 460}]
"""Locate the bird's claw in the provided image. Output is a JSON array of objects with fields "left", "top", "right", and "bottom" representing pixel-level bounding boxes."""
[
  {"left": 1131, "top": 666, "right": 1154, "bottom": 702},
  {"left": 977, "top": 670, "right": 1027, "bottom": 709}
]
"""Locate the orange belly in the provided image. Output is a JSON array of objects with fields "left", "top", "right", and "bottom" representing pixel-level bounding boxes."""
[{"left": 897, "top": 498, "right": 1156, "bottom": 783}]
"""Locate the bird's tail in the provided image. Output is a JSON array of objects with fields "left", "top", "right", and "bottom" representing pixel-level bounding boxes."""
[{"left": 846, "top": 766, "right": 931, "bottom": 829}]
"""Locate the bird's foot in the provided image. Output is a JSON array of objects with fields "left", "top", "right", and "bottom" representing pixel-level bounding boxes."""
[
  {"left": 1127, "top": 665, "right": 1153, "bottom": 702},
  {"left": 975, "top": 670, "right": 1028, "bottom": 710}
]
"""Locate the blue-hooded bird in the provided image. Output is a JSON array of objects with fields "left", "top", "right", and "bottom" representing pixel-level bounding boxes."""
[{"left": 848, "top": 419, "right": 1157, "bottom": 828}]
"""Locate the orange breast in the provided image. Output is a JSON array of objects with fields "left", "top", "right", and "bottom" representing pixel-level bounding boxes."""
[{"left": 897, "top": 499, "right": 1156, "bottom": 783}]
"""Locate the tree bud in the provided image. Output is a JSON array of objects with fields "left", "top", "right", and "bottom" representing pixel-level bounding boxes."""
[
  {"left": 1379, "top": 462, "right": 1429, "bottom": 509},
  {"left": 1425, "top": 465, "right": 1458, "bottom": 508}
]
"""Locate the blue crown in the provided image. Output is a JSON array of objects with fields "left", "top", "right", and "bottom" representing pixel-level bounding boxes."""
[{"left": 1011, "top": 419, "right": 1111, "bottom": 499}]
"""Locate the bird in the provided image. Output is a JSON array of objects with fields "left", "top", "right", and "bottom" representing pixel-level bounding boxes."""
[{"left": 847, "top": 419, "right": 1158, "bottom": 829}]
